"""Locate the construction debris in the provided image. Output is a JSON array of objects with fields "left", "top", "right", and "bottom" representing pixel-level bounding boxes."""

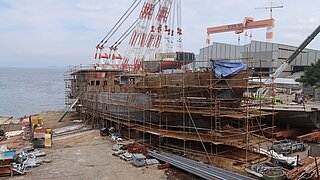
[
  {"left": 33, "top": 150, "right": 46, "bottom": 157},
  {"left": 128, "top": 144, "right": 148, "bottom": 154},
  {"left": 254, "top": 147, "right": 298, "bottom": 167},
  {"left": 146, "top": 159, "right": 159, "bottom": 165},
  {"left": 100, "top": 127, "right": 109, "bottom": 136},
  {"left": 287, "top": 157, "right": 320, "bottom": 179},
  {"left": 12, "top": 148, "right": 42, "bottom": 174},
  {"left": 270, "top": 139, "right": 308, "bottom": 155},
  {"left": 112, "top": 150, "right": 125, "bottom": 157},
  {"left": 5, "top": 130, "right": 23, "bottom": 138},
  {"left": 42, "top": 158, "right": 52, "bottom": 163},
  {"left": 112, "top": 144, "right": 126, "bottom": 151},
  {"left": 157, "top": 163, "right": 171, "bottom": 169},
  {"left": 245, "top": 164, "right": 285, "bottom": 179},
  {"left": 0, "top": 113, "right": 55, "bottom": 177},
  {"left": 119, "top": 152, "right": 133, "bottom": 161}
]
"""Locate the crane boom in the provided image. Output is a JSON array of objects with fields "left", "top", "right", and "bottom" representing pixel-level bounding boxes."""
[
  {"left": 207, "top": 18, "right": 274, "bottom": 34},
  {"left": 206, "top": 17, "right": 274, "bottom": 44},
  {"left": 260, "top": 25, "right": 320, "bottom": 96},
  {"left": 284, "top": 25, "right": 320, "bottom": 65}
]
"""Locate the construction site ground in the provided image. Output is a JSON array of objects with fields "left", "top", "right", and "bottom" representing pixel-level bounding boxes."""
[
  {"left": 0, "top": 111, "right": 202, "bottom": 180},
  {"left": 13, "top": 132, "right": 166, "bottom": 180},
  {"left": 0, "top": 111, "right": 316, "bottom": 179}
]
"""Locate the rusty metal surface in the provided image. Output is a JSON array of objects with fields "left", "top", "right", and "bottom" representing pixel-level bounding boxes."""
[
  {"left": 66, "top": 67, "right": 275, "bottom": 173},
  {"left": 297, "top": 131, "right": 320, "bottom": 142},
  {"left": 0, "top": 165, "right": 11, "bottom": 175},
  {"left": 287, "top": 157, "right": 320, "bottom": 179},
  {"left": 273, "top": 128, "right": 303, "bottom": 138}
]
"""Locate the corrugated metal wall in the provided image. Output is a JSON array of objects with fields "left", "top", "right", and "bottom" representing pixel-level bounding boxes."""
[{"left": 198, "top": 40, "right": 320, "bottom": 75}]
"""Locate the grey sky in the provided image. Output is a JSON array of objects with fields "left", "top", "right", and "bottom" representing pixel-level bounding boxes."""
[{"left": 0, "top": 0, "right": 319, "bottom": 67}]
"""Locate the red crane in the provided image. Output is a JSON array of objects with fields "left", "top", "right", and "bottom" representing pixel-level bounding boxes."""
[
  {"left": 206, "top": 17, "right": 275, "bottom": 45},
  {"left": 94, "top": 0, "right": 182, "bottom": 71}
]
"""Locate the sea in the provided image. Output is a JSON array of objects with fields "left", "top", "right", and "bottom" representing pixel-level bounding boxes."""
[{"left": 0, "top": 67, "right": 65, "bottom": 117}]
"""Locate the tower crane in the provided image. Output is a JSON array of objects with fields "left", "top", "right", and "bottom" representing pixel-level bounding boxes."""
[
  {"left": 206, "top": 17, "right": 275, "bottom": 45},
  {"left": 255, "top": 1, "right": 283, "bottom": 41},
  {"left": 255, "top": 1, "right": 283, "bottom": 19}
]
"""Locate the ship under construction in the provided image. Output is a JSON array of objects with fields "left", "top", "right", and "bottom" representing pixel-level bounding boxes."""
[
  {"left": 65, "top": 58, "right": 274, "bottom": 171},
  {"left": 63, "top": 0, "right": 320, "bottom": 176}
]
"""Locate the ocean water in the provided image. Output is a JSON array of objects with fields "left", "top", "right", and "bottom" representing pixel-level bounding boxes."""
[{"left": 0, "top": 67, "right": 65, "bottom": 117}]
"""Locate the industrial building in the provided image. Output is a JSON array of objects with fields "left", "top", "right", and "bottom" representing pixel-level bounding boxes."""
[{"left": 198, "top": 40, "right": 320, "bottom": 76}]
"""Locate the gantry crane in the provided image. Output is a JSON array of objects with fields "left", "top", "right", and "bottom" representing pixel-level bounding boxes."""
[{"left": 206, "top": 17, "right": 275, "bottom": 45}]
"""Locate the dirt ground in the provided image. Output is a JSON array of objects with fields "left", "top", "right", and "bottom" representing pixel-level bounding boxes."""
[
  {"left": 0, "top": 111, "right": 170, "bottom": 180},
  {"left": 0, "top": 111, "right": 234, "bottom": 180},
  {"left": 11, "top": 131, "right": 167, "bottom": 180},
  {"left": 1, "top": 110, "right": 315, "bottom": 179},
  {"left": 40, "top": 111, "right": 75, "bottom": 129}
]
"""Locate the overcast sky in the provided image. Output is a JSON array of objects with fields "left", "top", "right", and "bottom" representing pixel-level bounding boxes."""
[{"left": 0, "top": 0, "right": 319, "bottom": 68}]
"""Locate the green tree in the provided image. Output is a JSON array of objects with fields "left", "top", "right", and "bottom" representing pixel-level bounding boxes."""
[{"left": 298, "top": 59, "right": 320, "bottom": 87}]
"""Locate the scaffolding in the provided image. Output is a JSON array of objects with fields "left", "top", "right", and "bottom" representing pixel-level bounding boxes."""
[{"left": 64, "top": 58, "right": 276, "bottom": 170}]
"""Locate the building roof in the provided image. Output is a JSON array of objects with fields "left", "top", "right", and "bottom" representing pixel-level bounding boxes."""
[{"left": 251, "top": 78, "right": 300, "bottom": 85}]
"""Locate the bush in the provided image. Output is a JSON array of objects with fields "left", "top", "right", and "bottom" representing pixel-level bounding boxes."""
[{"left": 297, "top": 59, "right": 320, "bottom": 87}]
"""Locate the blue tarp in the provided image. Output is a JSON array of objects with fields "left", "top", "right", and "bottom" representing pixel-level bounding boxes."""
[{"left": 211, "top": 60, "right": 247, "bottom": 78}]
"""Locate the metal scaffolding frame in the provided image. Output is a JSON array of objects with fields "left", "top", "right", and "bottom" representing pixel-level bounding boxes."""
[{"left": 64, "top": 58, "right": 276, "bottom": 170}]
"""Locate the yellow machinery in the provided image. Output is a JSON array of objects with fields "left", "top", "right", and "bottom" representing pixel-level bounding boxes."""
[{"left": 29, "top": 114, "right": 43, "bottom": 129}]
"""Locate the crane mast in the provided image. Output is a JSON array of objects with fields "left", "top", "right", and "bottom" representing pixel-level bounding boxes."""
[{"left": 255, "top": 1, "right": 283, "bottom": 19}]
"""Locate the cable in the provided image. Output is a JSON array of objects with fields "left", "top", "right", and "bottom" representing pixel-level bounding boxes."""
[
  {"left": 179, "top": 0, "right": 181, "bottom": 27},
  {"left": 97, "top": 0, "right": 142, "bottom": 47},
  {"left": 171, "top": 0, "right": 175, "bottom": 30},
  {"left": 112, "top": 18, "right": 140, "bottom": 48},
  {"left": 98, "top": 0, "right": 139, "bottom": 46},
  {"left": 101, "top": 0, "right": 143, "bottom": 47}
]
